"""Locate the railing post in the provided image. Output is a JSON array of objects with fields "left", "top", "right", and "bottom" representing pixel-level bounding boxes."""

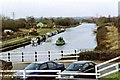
[
  {"left": 74, "top": 50, "right": 78, "bottom": 61},
  {"left": 119, "top": 62, "right": 120, "bottom": 71},
  {"left": 23, "top": 70, "right": 26, "bottom": 80},
  {"left": 35, "top": 52, "right": 37, "bottom": 62},
  {"left": 61, "top": 50, "right": 63, "bottom": 58},
  {"left": 116, "top": 63, "right": 119, "bottom": 72},
  {"left": 22, "top": 52, "right": 24, "bottom": 62},
  {"left": 95, "top": 65, "right": 98, "bottom": 79},
  {"left": 57, "top": 70, "right": 61, "bottom": 78},
  {"left": 8, "top": 53, "right": 10, "bottom": 61},
  {"left": 48, "top": 51, "right": 50, "bottom": 61}
]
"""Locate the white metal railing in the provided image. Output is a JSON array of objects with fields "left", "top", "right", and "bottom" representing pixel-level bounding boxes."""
[
  {"left": 1, "top": 50, "right": 119, "bottom": 79},
  {"left": 0, "top": 69, "right": 99, "bottom": 79},
  {"left": 0, "top": 49, "right": 83, "bottom": 62},
  {"left": 0, "top": 70, "right": 61, "bottom": 79},
  {"left": 95, "top": 56, "right": 120, "bottom": 78},
  {"left": 0, "top": 56, "right": 119, "bottom": 79}
]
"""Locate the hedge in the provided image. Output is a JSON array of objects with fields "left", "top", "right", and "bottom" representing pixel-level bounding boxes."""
[{"left": 78, "top": 51, "right": 120, "bottom": 61}]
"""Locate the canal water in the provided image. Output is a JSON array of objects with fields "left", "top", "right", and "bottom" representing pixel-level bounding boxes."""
[{"left": 1, "top": 23, "right": 97, "bottom": 62}]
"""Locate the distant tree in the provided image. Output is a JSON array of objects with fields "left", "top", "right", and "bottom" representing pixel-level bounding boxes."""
[
  {"left": 82, "top": 18, "right": 96, "bottom": 23},
  {"left": 41, "top": 18, "right": 53, "bottom": 28},
  {"left": 26, "top": 16, "right": 36, "bottom": 27},
  {"left": 96, "top": 17, "right": 107, "bottom": 26},
  {"left": 96, "top": 16, "right": 115, "bottom": 27},
  {"left": 54, "top": 17, "right": 79, "bottom": 26},
  {"left": 113, "top": 17, "right": 120, "bottom": 31},
  {"left": 16, "top": 18, "right": 26, "bottom": 28},
  {"left": 2, "top": 17, "right": 19, "bottom": 31}
]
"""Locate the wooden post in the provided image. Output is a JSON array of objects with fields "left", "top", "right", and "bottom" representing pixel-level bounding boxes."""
[
  {"left": 48, "top": 51, "right": 50, "bottom": 61},
  {"left": 8, "top": 53, "right": 10, "bottom": 61},
  {"left": 22, "top": 52, "right": 24, "bottom": 62},
  {"left": 35, "top": 52, "right": 37, "bottom": 62}
]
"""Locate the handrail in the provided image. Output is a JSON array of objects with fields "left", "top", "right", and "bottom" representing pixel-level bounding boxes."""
[
  {"left": 0, "top": 69, "right": 100, "bottom": 78},
  {"left": 0, "top": 70, "right": 61, "bottom": 73},
  {"left": 59, "top": 72, "right": 100, "bottom": 76},
  {"left": 98, "top": 63, "right": 119, "bottom": 72},
  {"left": 96, "top": 56, "right": 120, "bottom": 78},
  {"left": 0, "top": 49, "right": 93, "bottom": 54},
  {"left": 0, "top": 49, "right": 80, "bottom": 62},
  {"left": 98, "top": 69, "right": 119, "bottom": 78},
  {"left": 96, "top": 56, "right": 120, "bottom": 67}
]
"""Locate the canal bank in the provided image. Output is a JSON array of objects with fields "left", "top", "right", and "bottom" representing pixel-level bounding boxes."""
[
  {"left": 13, "top": 23, "right": 96, "bottom": 52},
  {"left": 0, "top": 28, "right": 66, "bottom": 52},
  {"left": 0, "top": 41, "right": 30, "bottom": 52}
]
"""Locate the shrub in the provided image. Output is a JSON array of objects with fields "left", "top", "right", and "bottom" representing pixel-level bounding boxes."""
[{"left": 78, "top": 51, "right": 120, "bottom": 61}]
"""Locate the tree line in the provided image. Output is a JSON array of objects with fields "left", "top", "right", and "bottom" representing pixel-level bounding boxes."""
[
  {"left": 96, "top": 16, "right": 120, "bottom": 28},
  {"left": 81, "top": 16, "right": 120, "bottom": 29},
  {"left": 1, "top": 16, "right": 80, "bottom": 32},
  {"left": 1, "top": 15, "right": 120, "bottom": 32}
]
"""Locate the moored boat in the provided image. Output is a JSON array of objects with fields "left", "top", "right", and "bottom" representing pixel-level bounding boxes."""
[{"left": 31, "top": 38, "right": 38, "bottom": 44}]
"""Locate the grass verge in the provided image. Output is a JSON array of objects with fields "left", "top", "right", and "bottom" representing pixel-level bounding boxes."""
[
  {"left": 100, "top": 71, "right": 120, "bottom": 80},
  {"left": 1, "top": 28, "right": 60, "bottom": 49}
]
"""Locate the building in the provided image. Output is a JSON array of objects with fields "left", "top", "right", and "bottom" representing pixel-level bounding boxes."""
[{"left": 119, "top": 1, "right": 120, "bottom": 16}]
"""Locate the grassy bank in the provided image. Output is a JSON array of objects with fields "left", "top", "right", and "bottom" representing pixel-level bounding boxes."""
[
  {"left": 37, "top": 28, "right": 60, "bottom": 35},
  {"left": 1, "top": 36, "right": 32, "bottom": 48},
  {"left": 100, "top": 72, "right": 120, "bottom": 80},
  {"left": 1, "top": 28, "right": 61, "bottom": 50}
]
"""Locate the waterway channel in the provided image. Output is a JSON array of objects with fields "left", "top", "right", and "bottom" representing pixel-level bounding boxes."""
[{"left": 1, "top": 23, "right": 97, "bottom": 62}]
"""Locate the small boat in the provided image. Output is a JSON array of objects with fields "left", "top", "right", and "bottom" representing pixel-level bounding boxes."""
[
  {"left": 31, "top": 38, "right": 38, "bottom": 44},
  {"left": 60, "top": 28, "right": 65, "bottom": 32},
  {"left": 56, "top": 37, "right": 65, "bottom": 46}
]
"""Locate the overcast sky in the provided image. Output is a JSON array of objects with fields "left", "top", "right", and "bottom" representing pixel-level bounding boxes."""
[{"left": 0, "top": 0, "right": 120, "bottom": 19}]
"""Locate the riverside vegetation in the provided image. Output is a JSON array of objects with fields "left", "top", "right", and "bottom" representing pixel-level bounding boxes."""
[
  {"left": 1, "top": 16, "right": 79, "bottom": 51},
  {"left": 80, "top": 17, "right": 119, "bottom": 80},
  {"left": 87, "top": 16, "right": 120, "bottom": 53},
  {"left": 61, "top": 16, "right": 120, "bottom": 61}
]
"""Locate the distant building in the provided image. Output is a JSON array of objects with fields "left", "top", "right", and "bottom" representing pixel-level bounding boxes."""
[{"left": 118, "top": 1, "right": 120, "bottom": 16}]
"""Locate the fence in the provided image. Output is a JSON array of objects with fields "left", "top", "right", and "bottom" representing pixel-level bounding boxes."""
[
  {"left": 0, "top": 69, "right": 99, "bottom": 80},
  {"left": 95, "top": 56, "right": 120, "bottom": 79},
  {"left": 0, "top": 49, "right": 92, "bottom": 62},
  {"left": 0, "top": 56, "right": 120, "bottom": 79},
  {"left": 0, "top": 70, "right": 61, "bottom": 80},
  {"left": 0, "top": 50, "right": 120, "bottom": 79}
]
